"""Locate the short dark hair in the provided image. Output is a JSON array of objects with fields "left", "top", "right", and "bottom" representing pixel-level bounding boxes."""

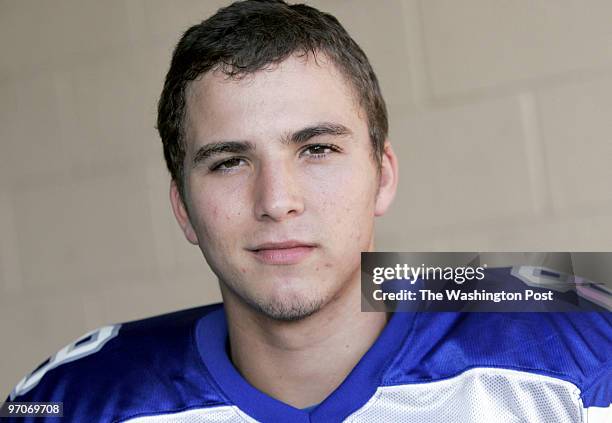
[{"left": 157, "top": 0, "right": 388, "bottom": 199}]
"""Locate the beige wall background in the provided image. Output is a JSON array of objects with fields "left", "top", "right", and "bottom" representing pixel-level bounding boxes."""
[{"left": 2, "top": 0, "right": 612, "bottom": 394}]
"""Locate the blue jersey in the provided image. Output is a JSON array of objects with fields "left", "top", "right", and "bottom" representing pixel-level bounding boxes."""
[{"left": 5, "top": 272, "right": 612, "bottom": 422}]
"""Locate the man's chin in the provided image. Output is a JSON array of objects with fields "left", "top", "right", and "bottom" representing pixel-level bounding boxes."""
[{"left": 248, "top": 295, "right": 326, "bottom": 322}]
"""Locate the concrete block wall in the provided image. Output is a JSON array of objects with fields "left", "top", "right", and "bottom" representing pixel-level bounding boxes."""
[{"left": 2, "top": 0, "right": 612, "bottom": 393}]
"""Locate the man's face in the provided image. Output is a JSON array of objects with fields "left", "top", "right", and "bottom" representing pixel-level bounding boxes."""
[{"left": 171, "top": 54, "right": 396, "bottom": 321}]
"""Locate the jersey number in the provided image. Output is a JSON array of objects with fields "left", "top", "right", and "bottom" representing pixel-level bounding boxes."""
[{"left": 10, "top": 324, "right": 120, "bottom": 400}]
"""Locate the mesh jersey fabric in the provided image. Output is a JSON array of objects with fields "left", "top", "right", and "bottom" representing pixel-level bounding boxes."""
[{"left": 4, "top": 267, "right": 611, "bottom": 422}]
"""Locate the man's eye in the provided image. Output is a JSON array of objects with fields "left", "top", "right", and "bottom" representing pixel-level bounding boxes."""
[
  {"left": 211, "top": 157, "right": 246, "bottom": 173},
  {"left": 301, "top": 144, "right": 337, "bottom": 159}
]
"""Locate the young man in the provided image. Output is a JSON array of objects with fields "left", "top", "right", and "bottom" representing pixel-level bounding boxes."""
[{"left": 5, "top": 1, "right": 611, "bottom": 422}]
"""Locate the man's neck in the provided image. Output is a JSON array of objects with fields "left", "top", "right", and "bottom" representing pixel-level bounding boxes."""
[{"left": 220, "top": 280, "right": 389, "bottom": 409}]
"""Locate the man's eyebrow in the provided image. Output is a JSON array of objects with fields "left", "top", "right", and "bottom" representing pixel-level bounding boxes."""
[
  {"left": 192, "top": 141, "right": 254, "bottom": 166},
  {"left": 191, "top": 122, "right": 352, "bottom": 166},
  {"left": 284, "top": 122, "right": 353, "bottom": 145}
]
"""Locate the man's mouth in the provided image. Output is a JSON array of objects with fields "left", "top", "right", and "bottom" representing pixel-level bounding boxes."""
[{"left": 248, "top": 241, "right": 316, "bottom": 265}]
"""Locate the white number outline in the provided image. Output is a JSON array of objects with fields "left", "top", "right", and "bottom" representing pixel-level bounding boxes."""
[{"left": 10, "top": 324, "right": 121, "bottom": 400}]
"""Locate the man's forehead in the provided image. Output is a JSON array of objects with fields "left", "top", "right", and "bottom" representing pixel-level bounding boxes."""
[
  {"left": 187, "top": 53, "right": 353, "bottom": 101},
  {"left": 184, "top": 53, "right": 365, "bottom": 147}
]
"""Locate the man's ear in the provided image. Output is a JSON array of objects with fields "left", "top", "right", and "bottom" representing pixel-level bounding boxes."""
[
  {"left": 169, "top": 180, "right": 199, "bottom": 245},
  {"left": 374, "top": 140, "right": 399, "bottom": 216}
]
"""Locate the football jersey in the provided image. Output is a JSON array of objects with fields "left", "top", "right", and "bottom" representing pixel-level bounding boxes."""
[{"left": 4, "top": 269, "right": 612, "bottom": 422}]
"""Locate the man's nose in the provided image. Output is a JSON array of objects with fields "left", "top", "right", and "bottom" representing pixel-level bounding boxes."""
[{"left": 253, "top": 161, "right": 305, "bottom": 222}]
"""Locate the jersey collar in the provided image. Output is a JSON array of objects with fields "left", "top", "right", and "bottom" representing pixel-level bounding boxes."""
[{"left": 195, "top": 305, "right": 416, "bottom": 423}]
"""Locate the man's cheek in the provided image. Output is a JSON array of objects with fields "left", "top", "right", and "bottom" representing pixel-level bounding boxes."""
[
  {"left": 198, "top": 216, "right": 232, "bottom": 250},
  {"left": 199, "top": 202, "right": 235, "bottom": 226}
]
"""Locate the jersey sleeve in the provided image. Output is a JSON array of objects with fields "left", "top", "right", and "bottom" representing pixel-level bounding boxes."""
[
  {"left": 3, "top": 304, "right": 226, "bottom": 423},
  {"left": 2, "top": 324, "right": 121, "bottom": 422},
  {"left": 7, "top": 324, "right": 121, "bottom": 401}
]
